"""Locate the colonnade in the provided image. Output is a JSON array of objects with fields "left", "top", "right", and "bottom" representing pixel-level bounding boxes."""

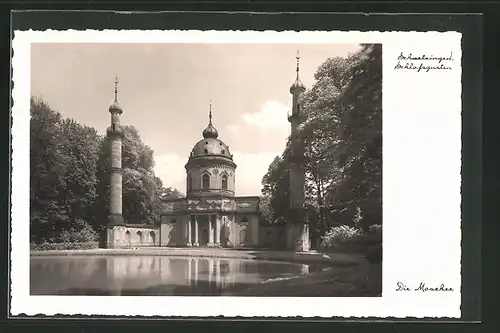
[{"left": 186, "top": 214, "right": 221, "bottom": 247}]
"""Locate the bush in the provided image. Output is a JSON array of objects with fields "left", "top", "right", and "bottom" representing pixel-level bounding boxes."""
[
  {"left": 320, "top": 225, "right": 363, "bottom": 248},
  {"left": 59, "top": 219, "right": 98, "bottom": 243},
  {"left": 368, "top": 224, "right": 382, "bottom": 235},
  {"left": 366, "top": 224, "right": 382, "bottom": 242},
  {"left": 30, "top": 241, "right": 99, "bottom": 251}
]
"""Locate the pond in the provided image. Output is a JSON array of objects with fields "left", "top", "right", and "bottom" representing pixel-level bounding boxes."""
[{"left": 30, "top": 256, "right": 323, "bottom": 296}]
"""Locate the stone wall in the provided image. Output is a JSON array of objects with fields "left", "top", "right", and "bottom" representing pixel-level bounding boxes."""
[
  {"left": 160, "top": 215, "right": 186, "bottom": 246},
  {"left": 259, "top": 225, "right": 286, "bottom": 249},
  {"left": 105, "top": 225, "right": 160, "bottom": 248},
  {"left": 222, "top": 214, "right": 259, "bottom": 248}
]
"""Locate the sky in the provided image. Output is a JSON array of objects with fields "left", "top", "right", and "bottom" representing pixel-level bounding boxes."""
[{"left": 31, "top": 43, "right": 360, "bottom": 196}]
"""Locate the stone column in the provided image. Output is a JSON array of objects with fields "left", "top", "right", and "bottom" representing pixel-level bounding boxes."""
[
  {"left": 215, "top": 215, "right": 221, "bottom": 246},
  {"left": 194, "top": 215, "right": 199, "bottom": 247},
  {"left": 208, "top": 215, "right": 214, "bottom": 246},
  {"left": 187, "top": 217, "right": 192, "bottom": 246}
]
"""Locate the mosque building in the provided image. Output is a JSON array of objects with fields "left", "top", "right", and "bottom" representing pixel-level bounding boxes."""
[
  {"left": 103, "top": 54, "right": 308, "bottom": 250},
  {"left": 158, "top": 104, "right": 261, "bottom": 248}
]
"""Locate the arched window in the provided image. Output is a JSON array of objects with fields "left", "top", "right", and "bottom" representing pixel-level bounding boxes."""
[
  {"left": 202, "top": 174, "right": 210, "bottom": 189},
  {"left": 221, "top": 174, "right": 228, "bottom": 190},
  {"left": 150, "top": 231, "right": 156, "bottom": 244},
  {"left": 137, "top": 230, "right": 143, "bottom": 244},
  {"left": 187, "top": 176, "right": 193, "bottom": 191}
]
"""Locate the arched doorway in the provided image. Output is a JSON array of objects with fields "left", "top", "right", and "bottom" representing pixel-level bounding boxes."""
[
  {"left": 239, "top": 228, "right": 248, "bottom": 246},
  {"left": 201, "top": 228, "right": 209, "bottom": 246},
  {"left": 137, "top": 231, "right": 143, "bottom": 244},
  {"left": 150, "top": 231, "right": 156, "bottom": 245}
]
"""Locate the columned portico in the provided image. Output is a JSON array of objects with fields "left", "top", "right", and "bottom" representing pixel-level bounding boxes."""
[{"left": 186, "top": 213, "right": 223, "bottom": 247}]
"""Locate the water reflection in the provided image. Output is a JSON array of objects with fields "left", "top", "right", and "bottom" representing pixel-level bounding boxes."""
[{"left": 30, "top": 256, "right": 318, "bottom": 296}]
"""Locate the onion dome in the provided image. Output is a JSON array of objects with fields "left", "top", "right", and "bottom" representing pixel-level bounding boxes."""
[
  {"left": 290, "top": 51, "right": 306, "bottom": 94},
  {"left": 187, "top": 102, "right": 235, "bottom": 163},
  {"left": 109, "top": 77, "right": 123, "bottom": 114},
  {"left": 202, "top": 105, "right": 218, "bottom": 139}
]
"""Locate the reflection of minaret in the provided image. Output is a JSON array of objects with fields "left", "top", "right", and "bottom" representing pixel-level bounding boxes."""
[
  {"left": 286, "top": 51, "right": 310, "bottom": 252},
  {"left": 106, "top": 78, "right": 125, "bottom": 228}
]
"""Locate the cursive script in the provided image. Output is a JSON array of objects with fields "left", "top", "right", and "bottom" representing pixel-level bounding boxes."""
[
  {"left": 394, "top": 51, "right": 454, "bottom": 72},
  {"left": 396, "top": 282, "right": 454, "bottom": 292},
  {"left": 397, "top": 52, "right": 454, "bottom": 63}
]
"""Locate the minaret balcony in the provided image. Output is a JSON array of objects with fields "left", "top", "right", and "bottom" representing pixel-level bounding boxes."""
[
  {"left": 287, "top": 109, "right": 306, "bottom": 122},
  {"left": 106, "top": 124, "right": 124, "bottom": 138}
]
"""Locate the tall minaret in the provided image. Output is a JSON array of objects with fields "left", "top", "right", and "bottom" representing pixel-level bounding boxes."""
[
  {"left": 106, "top": 77, "right": 125, "bottom": 228},
  {"left": 286, "top": 51, "right": 310, "bottom": 252}
]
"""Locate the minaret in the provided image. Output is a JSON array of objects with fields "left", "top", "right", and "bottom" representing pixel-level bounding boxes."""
[
  {"left": 286, "top": 51, "right": 310, "bottom": 252},
  {"left": 106, "top": 77, "right": 125, "bottom": 228}
]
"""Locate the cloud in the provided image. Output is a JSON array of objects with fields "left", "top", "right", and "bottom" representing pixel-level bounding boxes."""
[
  {"left": 154, "top": 153, "right": 186, "bottom": 194},
  {"left": 242, "top": 100, "right": 290, "bottom": 132},
  {"left": 232, "top": 150, "right": 280, "bottom": 196}
]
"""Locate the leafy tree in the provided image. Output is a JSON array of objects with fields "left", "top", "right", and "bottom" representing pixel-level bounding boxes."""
[
  {"left": 30, "top": 98, "right": 65, "bottom": 242},
  {"left": 334, "top": 44, "right": 382, "bottom": 230},
  {"left": 261, "top": 44, "right": 382, "bottom": 236},
  {"left": 258, "top": 195, "right": 273, "bottom": 223},
  {"left": 30, "top": 98, "right": 100, "bottom": 243},
  {"left": 30, "top": 99, "right": 182, "bottom": 244},
  {"left": 261, "top": 146, "right": 291, "bottom": 224}
]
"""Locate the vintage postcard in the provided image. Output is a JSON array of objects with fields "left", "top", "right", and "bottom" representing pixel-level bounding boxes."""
[{"left": 11, "top": 29, "right": 462, "bottom": 318}]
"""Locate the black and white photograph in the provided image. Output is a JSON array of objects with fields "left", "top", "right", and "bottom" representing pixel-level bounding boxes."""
[
  {"left": 28, "top": 41, "right": 382, "bottom": 297},
  {"left": 11, "top": 29, "right": 462, "bottom": 318}
]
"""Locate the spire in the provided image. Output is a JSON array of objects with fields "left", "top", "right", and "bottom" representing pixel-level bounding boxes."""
[
  {"left": 290, "top": 50, "right": 305, "bottom": 94},
  {"left": 202, "top": 100, "right": 218, "bottom": 139},
  {"left": 109, "top": 76, "right": 123, "bottom": 114},
  {"left": 296, "top": 50, "right": 300, "bottom": 79},
  {"left": 114, "top": 76, "right": 119, "bottom": 102},
  {"left": 209, "top": 100, "right": 213, "bottom": 124}
]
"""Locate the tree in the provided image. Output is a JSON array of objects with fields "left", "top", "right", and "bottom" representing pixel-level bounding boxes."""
[
  {"left": 30, "top": 98, "right": 65, "bottom": 242},
  {"left": 260, "top": 44, "right": 382, "bottom": 234},
  {"left": 334, "top": 44, "right": 382, "bottom": 230},
  {"left": 261, "top": 147, "right": 291, "bottom": 224},
  {"left": 30, "top": 98, "right": 100, "bottom": 243}
]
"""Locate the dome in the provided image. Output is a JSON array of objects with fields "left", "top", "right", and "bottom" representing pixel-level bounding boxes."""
[
  {"left": 290, "top": 77, "right": 305, "bottom": 93},
  {"left": 190, "top": 137, "right": 233, "bottom": 160},
  {"left": 202, "top": 122, "right": 218, "bottom": 139},
  {"left": 109, "top": 78, "right": 123, "bottom": 114},
  {"left": 187, "top": 104, "right": 235, "bottom": 165},
  {"left": 109, "top": 100, "right": 123, "bottom": 114}
]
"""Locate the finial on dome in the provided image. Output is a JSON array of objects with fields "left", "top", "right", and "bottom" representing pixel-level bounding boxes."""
[
  {"left": 296, "top": 50, "right": 300, "bottom": 79},
  {"left": 209, "top": 100, "right": 212, "bottom": 124},
  {"left": 109, "top": 76, "right": 123, "bottom": 114},
  {"left": 114, "top": 76, "right": 119, "bottom": 102},
  {"left": 202, "top": 101, "right": 218, "bottom": 139},
  {"left": 290, "top": 51, "right": 305, "bottom": 94}
]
